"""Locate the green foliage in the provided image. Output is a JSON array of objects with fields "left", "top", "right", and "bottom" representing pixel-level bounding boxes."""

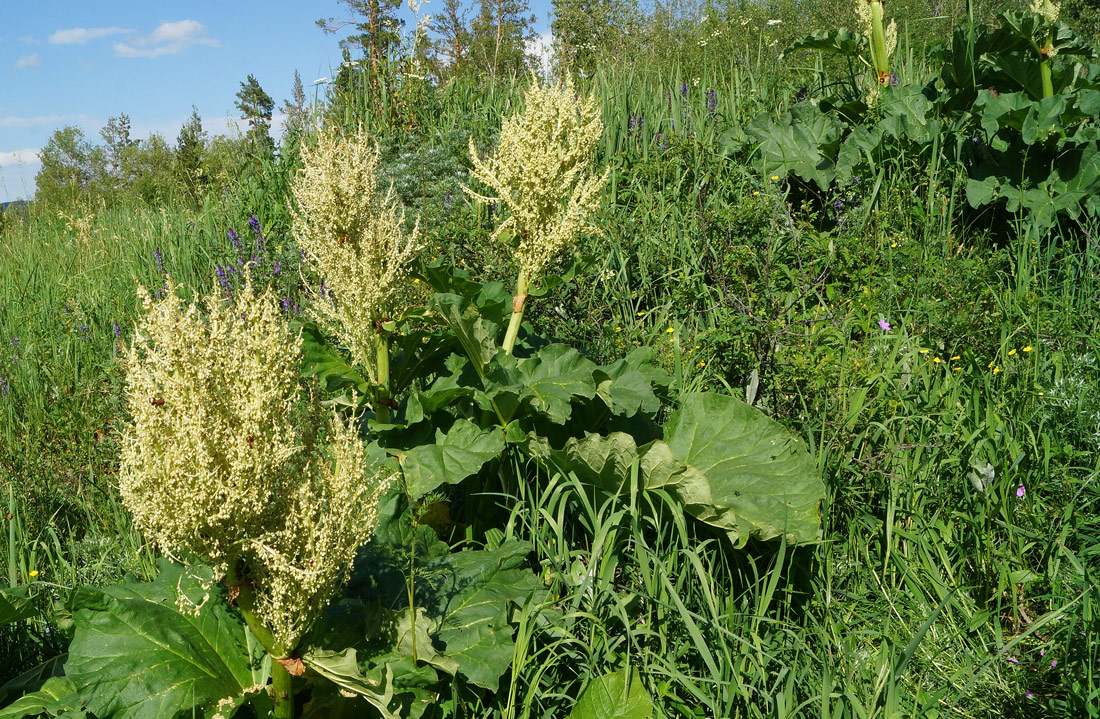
[
  {"left": 65, "top": 560, "right": 269, "bottom": 719},
  {"left": 235, "top": 74, "right": 275, "bottom": 149},
  {"left": 568, "top": 666, "right": 652, "bottom": 719}
]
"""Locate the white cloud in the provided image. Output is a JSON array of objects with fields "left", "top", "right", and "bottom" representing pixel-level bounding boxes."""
[
  {"left": 0, "top": 148, "right": 41, "bottom": 168},
  {"left": 15, "top": 53, "right": 40, "bottom": 69},
  {"left": 48, "top": 26, "right": 130, "bottom": 45},
  {"left": 114, "top": 20, "right": 218, "bottom": 59},
  {"left": 0, "top": 114, "right": 88, "bottom": 128}
]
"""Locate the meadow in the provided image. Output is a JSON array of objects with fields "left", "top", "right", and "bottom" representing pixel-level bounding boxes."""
[{"left": 1, "top": 4, "right": 1099, "bottom": 718}]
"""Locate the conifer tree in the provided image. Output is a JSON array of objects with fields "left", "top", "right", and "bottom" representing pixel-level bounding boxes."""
[
  {"left": 175, "top": 106, "right": 207, "bottom": 204},
  {"left": 235, "top": 74, "right": 275, "bottom": 148},
  {"left": 470, "top": 0, "right": 536, "bottom": 78},
  {"left": 318, "top": 0, "right": 405, "bottom": 75}
]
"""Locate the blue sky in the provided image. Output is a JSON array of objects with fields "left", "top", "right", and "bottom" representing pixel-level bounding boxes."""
[{"left": 1, "top": 1, "right": 553, "bottom": 204}]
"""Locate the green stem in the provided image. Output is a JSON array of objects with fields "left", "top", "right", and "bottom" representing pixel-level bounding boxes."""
[
  {"left": 502, "top": 270, "right": 529, "bottom": 356},
  {"left": 271, "top": 659, "right": 295, "bottom": 719},
  {"left": 374, "top": 332, "right": 391, "bottom": 424},
  {"left": 227, "top": 559, "right": 295, "bottom": 717},
  {"left": 870, "top": 0, "right": 890, "bottom": 83},
  {"left": 1040, "top": 54, "right": 1054, "bottom": 99}
]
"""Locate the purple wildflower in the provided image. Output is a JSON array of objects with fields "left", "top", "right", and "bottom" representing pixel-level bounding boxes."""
[
  {"left": 215, "top": 265, "right": 232, "bottom": 294},
  {"left": 153, "top": 248, "right": 165, "bottom": 275},
  {"left": 889, "top": 73, "right": 899, "bottom": 86},
  {"left": 271, "top": 260, "right": 282, "bottom": 276},
  {"left": 227, "top": 228, "right": 242, "bottom": 252},
  {"left": 878, "top": 319, "right": 891, "bottom": 332},
  {"left": 705, "top": 88, "right": 718, "bottom": 119},
  {"left": 1017, "top": 484, "right": 1026, "bottom": 498},
  {"left": 1051, "top": 660, "right": 1057, "bottom": 668},
  {"left": 281, "top": 297, "right": 301, "bottom": 315},
  {"left": 249, "top": 214, "right": 263, "bottom": 239},
  {"left": 1025, "top": 690, "right": 1034, "bottom": 698},
  {"left": 0, "top": 376, "right": 9, "bottom": 395},
  {"left": 1006, "top": 656, "right": 1020, "bottom": 664},
  {"left": 113, "top": 321, "right": 122, "bottom": 338},
  {"left": 77, "top": 324, "right": 90, "bottom": 339},
  {"left": 680, "top": 82, "right": 689, "bottom": 100}
]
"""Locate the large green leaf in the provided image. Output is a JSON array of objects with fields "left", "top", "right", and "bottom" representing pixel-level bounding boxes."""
[
  {"left": 568, "top": 667, "right": 653, "bottom": 719},
  {"left": 298, "top": 322, "right": 370, "bottom": 395},
  {"left": 0, "top": 677, "right": 83, "bottom": 719},
  {"left": 64, "top": 560, "right": 265, "bottom": 719},
  {"left": 663, "top": 393, "right": 823, "bottom": 545},
  {"left": 419, "top": 539, "right": 542, "bottom": 691},
  {"left": 428, "top": 293, "right": 502, "bottom": 379},
  {"left": 0, "top": 585, "right": 35, "bottom": 625},
  {"left": 786, "top": 28, "right": 867, "bottom": 58},
  {"left": 483, "top": 344, "right": 599, "bottom": 424},
  {"left": 748, "top": 105, "right": 846, "bottom": 190},
  {"left": 397, "top": 419, "right": 505, "bottom": 498}
]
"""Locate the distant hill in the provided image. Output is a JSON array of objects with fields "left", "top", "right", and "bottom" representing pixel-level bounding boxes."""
[{"left": 1, "top": 200, "right": 29, "bottom": 212}]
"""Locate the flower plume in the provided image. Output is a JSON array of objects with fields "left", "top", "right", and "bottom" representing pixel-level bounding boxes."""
[
  {"left": 119, "top": 277, "right": 392, "bottom": 648},
  {"left": 465, "top": 76, "right": 608, "bottom": 279},
  {"left": 291, "top": 124, "right": 420, "bottom": 379}
]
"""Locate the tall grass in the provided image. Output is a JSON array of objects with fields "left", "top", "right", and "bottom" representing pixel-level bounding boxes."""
[{"left": 2, "top": 35, "right": 1099, "bottom": 716}]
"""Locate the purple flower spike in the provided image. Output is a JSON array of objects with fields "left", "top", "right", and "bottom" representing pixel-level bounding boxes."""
[
  {"left": 1006, "top": 656, "right": 1019, "bottom": 664},
  {"left": 227, "top": 228, "right": 242, "bottom": 251},
  {"left": 1051, "top": 660, "right": 1057, "bottom": 668},
  {"left": 249, "top": 214, "right": 263, "bottom": 239},
  {"left": 1025, "top": 690, "right": 1034, "bottom": 698},
  {"left": 878, "top": 319, "right": 891, "bottom": 332},
  {"left": 1017, "top": 484, "right": 1026, "bottom": 498}
]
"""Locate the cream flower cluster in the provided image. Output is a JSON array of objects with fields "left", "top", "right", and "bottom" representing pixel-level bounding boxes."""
[
  {"left": 466, "top": 77, "right": 608, "bottom": 279},
  {"left": 291, "top": 124, "right": 420, "bottom": 378},
  {"left": 119, "top": 278, "right": 392, "bottom": 648},
  {"left": 1030, "top": 0, "right": 1060, "bottom": 23}
]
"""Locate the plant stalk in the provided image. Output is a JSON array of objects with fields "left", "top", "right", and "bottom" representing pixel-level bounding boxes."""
[
  {"left": 1040, "top": 53, "right": 1054, "bottom": 99},
  {"left": 374, "top": 332, "right": 391, "bottom": 424},
  {"left": 271, "top": 659, "right": 295, "bottom": 719},
  {"left": 870, "top": 0, "right": 891, "bottom": 84},
  {"left": 502, "top": 270, "right": 529, "bottom": 355}
]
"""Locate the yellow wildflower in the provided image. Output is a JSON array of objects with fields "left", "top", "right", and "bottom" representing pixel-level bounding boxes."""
[
  {"left": 666, "top": 327, "right": 675, "bottom": 334},
  {"left": 992, "top": 365, "right": 1001, "bottom": 374},
  {"left": 919, "top": 349, "right": 930, "bottom": 354},
  {"left": 29, "top": 570, "right": 39, "bottom": 578},
  {"left": 950, "top": 356, "right": 960, "bottom": 360},
  {"left": 1008, "top": 348, "right": 1017, "bottom": 356},
  {"left": 1023, "top": 346, "right": 1033, "bottom": 352},
  {"left": 933, "top": 357, "right": 942, "bottom": 363}
]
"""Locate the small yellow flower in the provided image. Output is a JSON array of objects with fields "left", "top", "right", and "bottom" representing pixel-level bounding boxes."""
[
  {"left": 953, "top": 366, "right": 961, "bottom": 371},
  {"left": 1037, "top": 391, "right": 1044, "bottom": 396},
  {"left": 992, "top": 365, "right": 1000, "bottom": 375},
  {"left": 636, "top": 311, "right": 645, "bottom": 317},
  {"left": 1023, "top": 346, "right": 1033, "bottom": 352},
  {"left": 29, "top": 570, "right": 39, "bottom": 578},
  {"left": 752, "top": 190, "right": 760, "bottom": 196},
  {"left": 890, "top": 242, "right": 897, "bottom": 248},
  {"left": 698, "top": 361, "right": 706, "bottom": 368},
  {"left": 666, "top": 327, "right": 675, "bottom": 334},
  {"left": 919, "top": 349, "right": 930, "bottom": 354},
  {"left": 770, "top": 175, "right": 780, "bottom": 181},
  {"left": 950, "top": 355, "right": 960, "bottom": 360},
  {"left": 413, "top": 278, "right": 420, "bottom": 283},
  {"left": 933, "top": 357, "right": 942, "bottom": 363},
  {"left": 615, "top": 326, "right": 622, "bottom": 332},
  {"left": 1008, "top": 348, "right": 1017, "bottom": 356},
  {"left": 988, "top": 360, "right": 995, "bottom": 368}
]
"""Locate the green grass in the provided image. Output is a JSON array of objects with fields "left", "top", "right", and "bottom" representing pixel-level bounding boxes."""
[{"left": 2, "top": 45, "right": 1099, "bottom": 717}]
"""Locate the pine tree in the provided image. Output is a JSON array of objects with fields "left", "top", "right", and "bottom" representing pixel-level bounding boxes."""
[
  {"left": 430, "top": 0, "right": 472, "bottom": 79},
  {"left": 99, "top": 113, "right": 134, "bottom": 189},
  {"left": 176, "top": 106, "right": 207, "bottom": 204},
  {"left": 281, "top": 70, "right": 311, "bottom": 138},
  {"left": 318, "top": 0, "right": 405, "bottom": 75},
  {"left": 235, "top": 74, "right": 275, "bottom": 148},
  {"left": 470, "top": 0, "right": 536, "bottom": 79}
]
